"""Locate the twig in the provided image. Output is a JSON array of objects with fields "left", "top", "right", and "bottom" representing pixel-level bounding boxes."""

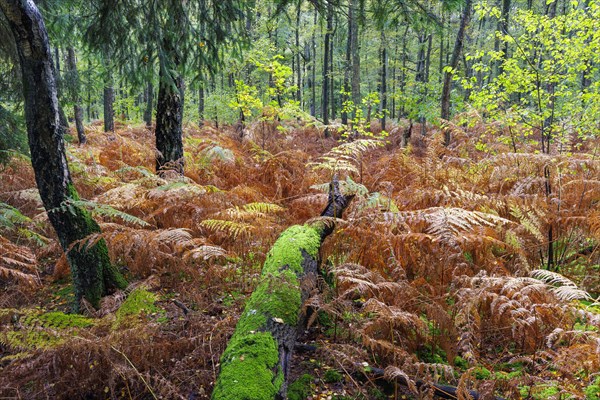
[{"left": 110, "top": 345, "right": 158, "bottom": 400}]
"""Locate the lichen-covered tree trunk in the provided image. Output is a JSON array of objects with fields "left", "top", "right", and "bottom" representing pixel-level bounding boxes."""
[
  {"left": 0, "top": 0, "right": 127, "bottom": 311},
  {"left": 155, "top": 59, "right": 184, "bottom": 175},
  {"left": 213, "top": 179, "right": 352, "bottom": 400}
]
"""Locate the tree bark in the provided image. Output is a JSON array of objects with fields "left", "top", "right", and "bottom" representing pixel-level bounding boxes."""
[
  {"left": 341, "top": 0, "right": 352, "bottom": 125},
  {"left": 379, "top": 30, "right": 387, "bottom": 131},
  {"left": 212, "top": 178, "right": 353, "bottom": 400},
  {"left": 66, "top": 46, "right": 86, "bottom": 144},
  {"left": 350, "top": 0, "right": 360, "bottom": 119},
  {"left": 322, "top": 2, "right": 333, "bottom": 125},
  {"left": 103, "top": 52, "right": 115, "bottom": 133},
  {"left": 310, "top": 8, "right": 317, "bottom": 117},
  {"left": 295, "top": 1, "right": 302, "bottom": 107},
  {"left": 493, "top": 0, "right": 511, "bottom": 78},
  {"left": 198, "top": 83, "right": 204, "bottom": 127},
  {"left": 155, "top": 60, "right": 184, "bottom": 175},
  {"left": 441, "top": 0, "right": 473, "bottom": 145},
  {"left": 0, "top": 0, "right": 127, "bottom": 311},
  {"left": 144, "top": 81, "right": 153, "bottom": 128},
  {"left": 54, "top": 46, "right": 70, "bottom": 134}
]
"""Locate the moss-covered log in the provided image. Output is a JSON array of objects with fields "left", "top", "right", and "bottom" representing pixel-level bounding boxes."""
[{"left": 212, "top": 178, "right": 352, "bottom": 400}]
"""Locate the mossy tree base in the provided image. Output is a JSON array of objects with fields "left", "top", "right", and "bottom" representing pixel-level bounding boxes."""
[
  {"left": 212, "top": 177, "right": 352, "bottom": 400},
  {"left": 0, "top": 0, "right": 127, "bottom": 313}
]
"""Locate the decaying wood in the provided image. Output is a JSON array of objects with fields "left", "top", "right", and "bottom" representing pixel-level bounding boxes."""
[{"left": 212, "top": 177, "right": 353, "bottom": 400}]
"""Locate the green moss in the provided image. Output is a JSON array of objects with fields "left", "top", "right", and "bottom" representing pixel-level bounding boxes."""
[
  {"left": 31, "top": 311, "right": 94, "bottom": 328},
  {"left": 323, "top": 369, "right": 343, "bottom": 383},
  {"left": 0, "top": 309, "right": 94, "bottom": 352},
  {"left": 288, "top": 374, "right": 313, "bottom": 400},
  {"left": 263, "top": 225, "right": 321, "bottom": 275},
  {"left": 473, "top": 366, "right": 491, "bottom": 380},
  {"left": 66, "top": 182, "right": 81, "bottom": 201},
  {"left": 63, "top": 182, "right": 128, "bottom": 311},
  {"left": 519, "top": 383, "right": 560, "bottom": 399},
  {"left": 212, "top": 332, "right": 281, "bottom": 400},
  {"left": 114, "top": 288, "right": 158, "bottom": 328},
  {"left": 585, "top": 376, "right": 600, "bottom": 400},
  {"left": 454, "top": 356, "right": 468, "bottom": 370},
  {"left": 212, "top": 224, "right": 323, "bottom": 400}
]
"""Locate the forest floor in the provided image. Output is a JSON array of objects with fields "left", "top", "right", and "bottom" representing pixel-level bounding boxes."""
[{"left": 1, "top": 118, "right": 599, "bottom": 399}]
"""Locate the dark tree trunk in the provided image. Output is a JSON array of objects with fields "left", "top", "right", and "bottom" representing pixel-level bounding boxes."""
[
  {"left": 341, "top": 0, "right": 353, "bottom": 125},
  {"left": 322, "top": 2, "right": 333, "bottom": 125},
  {"left": 198, "top": 83, "right": 204, "bottom": 126},
  {"left": 0, "top": 0, "right": 127, "bottom": 311},
  {"left": 54, "top": 46, "right": 69, "bottom": 134},
  {"left": 155, "top": 62, "right": 184, "bottom": 175},
  {"left": 330, "top": 23, "right": 336, "bottom": 121},
  {"left": 379, "top": 30, "right": 387, "bottom": 131},
  {"left": 66, "top": 46, "right": 86, "bottom": 144},
  {"left": 350, "top": 0, "right": 360, "bottom": 119},
  {"left": 441, "top": 0, "right": 473, "bottom": 145},
  {"left": 144, "top": 81, "right": 153, "bottom": 128},
  {"left": 295, "top": 1, "right": 302, "bottom": 106},
  {"left": 103, "top": 85, "right": 114, "bottom": 132},
  {"left": 398, "top": 25, "right": 409, "bottom": 118},
  {"left": 310, "top": 8, "right": 317, "bottom": 117},
  {"left": 103, "top": 53, "right": 114, "bottom": 132},
  {"left": 494, "top": 0, "right": 511, "bottom": 78}
]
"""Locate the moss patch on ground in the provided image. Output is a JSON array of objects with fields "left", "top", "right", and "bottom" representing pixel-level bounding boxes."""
[{"left": 114, "top": 288, "right": 159, "bottom": 328}]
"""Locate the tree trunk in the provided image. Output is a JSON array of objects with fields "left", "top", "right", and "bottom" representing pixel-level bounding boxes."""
[
  {"left": 493, "top": 0, "right": 511, "bottom": 78},
  {"left": 379, "top": 30, "right": 387, "bottom": 131},
  {"left": 310, "top": 8, "right": 317, "bottom": 117},
  {"left": 322, "top": 2, "right": 333, "bottom": 125},
  {"left": 54, "top": 46, "right": 70, "bottom": 134},
  {"left": 198, "top": 83, "right": 204, "bottom": 127},
  {"left": 341, "top": 0, "right": 353, "bottom": 126},
  {"left": 330, "top": 23, "right": 336, "bottom": 122},
  {"left": 441, "top": 0, "right": 473, "bottom": 145},
  {"left": 155, "top": 61, "right": 184, "bottom": 175},
  {"left": 103, "top": 53, "right": 115, "bottom": 132},
  {"left": 350, "top": 0, "right": 360, "bottom": 119},
  {"left": 0, "top": 0, "right": 127, "bottom": 311},
  {"left": 295, "top": 1, "right": 302, "bottom": 106},
  {"left": 66, "top": 46, "right": 86, "bottom": 144},
  {"left": 144, "top": 81, "right": 153, "bottom": 128},
  {"left": 212, "top": 178, "right": 353, "bottom": 400}
]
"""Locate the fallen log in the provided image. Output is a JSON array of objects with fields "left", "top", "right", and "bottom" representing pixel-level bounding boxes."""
[{"left": 212, "top": 178, "right": 353, "bottom": 400}]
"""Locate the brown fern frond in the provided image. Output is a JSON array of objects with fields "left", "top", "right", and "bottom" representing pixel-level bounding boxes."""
[{"left": 0, "top": 237, "right": 39, "bottom": 287}]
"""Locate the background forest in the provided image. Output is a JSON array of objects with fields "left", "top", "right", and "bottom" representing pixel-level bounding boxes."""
[{"left": 1, "top": 0, "right": 600, "bottom": 399}]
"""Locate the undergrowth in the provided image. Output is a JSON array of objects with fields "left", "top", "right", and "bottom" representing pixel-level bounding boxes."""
[{"left": 0, "top": 119, "right": 599, "bottom": 399}]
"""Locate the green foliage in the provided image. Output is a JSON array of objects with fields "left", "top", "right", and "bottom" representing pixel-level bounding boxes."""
[
  {"left": 114, "top": 288, "right": 159, "bottom": 327},
  {"left": 0, "top": 104, "right": 27, "bottom": 164},
  {"left": 0, "top": 202, "right": 47, "bottom": 245},
  {"left": 585, "top": 376, "right": 600, "bottom": 400},
  {"left": 57, "top": 198, "right": 149, "bottom": 228},
  {"left": 288, "top": 374, "right": 314, "bottom": 400},
  {"left": 0, "top": 308, "right": 95, "bottom": 352},
  {"left": 466, "top": 1, "right": 600, "bottom": 148},
  {"left": 323, "top": 369, "right": 343, "bottom": 383},
  {"left": 230, "top": 80, "right": 263, "bottom": 119}
]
